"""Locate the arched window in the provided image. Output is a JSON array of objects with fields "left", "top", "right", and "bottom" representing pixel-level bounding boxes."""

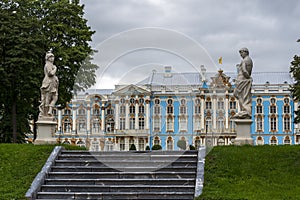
[
  {"left": 205, "top": 117, "right": 212, "bottom": 132},
  {"left": 257, "top": 136, "right": 264, "bottom": 145},
  {"left": 77, "top": 140, "right": 85, "bottom": 147},
  {"left": 270, "top": 115, "right": 277, "bottom": 132},
  {"left": 129, "top": 117, "right": 135, "bottom": 129},
  {"left": 92, "top": 119, "right": 100, "bottom": 133},
  {"left": 138, "top": 138, "right": 145, "bottom": 151},
  {"left": 153, "top": 117, "right": 161, "bottom": 132},
  {"left": 154, "top": 136, "right": 160, "bottom": 145},
  {"left": 167, "top": 137, "right": 173, "bottom": 150},
  {"left": 139, "top": 105, "right": 145, "bottom": 114},
  {"left": 106, "top": 118, "right": 114, "bottom": 132},
  {"left": 120, "top": 105, "right": 126, "bottom": 115},
  {"left": 179, "top": 117, "right": 187, "bottom": 132},
  {"left": 194, "top": 136, "right": 201, "bottom": 149},
  {"left": 105, "top": 140, "right": 114, "bottom": 151},
  {"left": 270, "top": 136, "right": 277, "bottom": 145},
  {"left": 217, "top": 137, "right": 225, "bottom": 146},
  {"left": 78, "top": 119, "right": 86, "bottom": 131},
  {"left": 284, "top": 136, "right": 291, "bottom": 145},
  {"left": 139, "top": 117, "right": 144, "bottom": 130},
  {"left": 63, "top": 118, "right": 72, "bottom": 133},
  {"left": 167, "top": 117, "right": 174, "bottom": 132},
  {"left": 129, "top": 105, "right": 135, "bottom": 114},
  {"left": 119, "top": 138, "right": 125, "bottom": 151}
]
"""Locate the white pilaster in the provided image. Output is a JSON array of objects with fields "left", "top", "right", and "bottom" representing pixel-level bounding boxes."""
[
  {"left": 213, "top": 96, "right": 217, "bottom": 130},
  {"left": 225, "top": 94, "right": 229, "bottom": 129},
  {"left": 58, "top": 109, "right": 62, "bottom": 132},
  {"left": 87, "top": 107, "right": 91, "bottom": 133},
  {"left": 125, "top": 101, "right": 129, "bottom": 129},
  {"left": 135, "top": 100, "right": 139, "bottom": 130},
  {"left": 200, "top": 96, "right": 205, "bottom": 130},
  {"left": 72, "top": 108, "right": 76, "bottom": 133},
  {"left": 101, "top": 107, "right": 105, "bottom": 131},
  {"left": 145, "top": 99, "right": 150, "bottom": 130},
  {"left": 115, "top": 101, "right": 119, "bottom": 131}
]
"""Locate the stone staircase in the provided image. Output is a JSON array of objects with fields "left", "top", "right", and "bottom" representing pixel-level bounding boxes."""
[{"left": 29, "top": 148, "right": 201, "bottom": 200}]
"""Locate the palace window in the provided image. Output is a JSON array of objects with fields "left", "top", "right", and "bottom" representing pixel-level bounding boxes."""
[
  {"left": 257, "top": 136, "right": 264, "bottom": 145},
  {"left": 167, "top": 137, "right": 173, "bottom": 150},
  {"left": 229, "top": 120, "right": 236, "bottom": 132},
  {"left": 205, "top": 117, "right": 212, "bottom": 132},
  {"left": 107, "top": 108, "right": 114, "bottom": 115},
  {"left": 154, "top": 136, "right": 160, "bottom": 145},
  {"left": 154, "top": 105, "right": 161, "bottom": 115},
  {"left": 167, "top": 99, "right": 173, "bottom": 104},
  {"left": 180, "top": 106, "right": 187, "bottom": 115},
  {"left": 154, "top": 99, "right": 160, "bottom": 105},
  {"left": 229, "top": 101, "right": 236, "bottom": 110},
  {"left": 106, "top": 118, "right": 114, "bottom": 132},
  {"left": 120, "top": 98, "right": 125, "bottom": 104},
  {"left": 63, "top": 119, "right": 72, "bottom": 133},
  {"left": 270, "top": 136, "right": 277, "bottom": 145},
  {"left": 139, "top": 117, "right": 144, "bottom": 130},
  {"left": 167, "top": 105, "right": 173, "bottom": 114},
  {"left": 93, "top": 108, "right": 100, "bottom": 116},
  {"left": 129, "top": 117, "right": 135, "bottom": 129},
  {"left": 92, "top": 120, "right": 100, "bottom": 133},
  {"left": 120, "top": 105, "right": 126, "bottom": 115},
  {"left": 130, "top": 98, "right": 135, "bottom": 104},
  {"left": 256, "top": 115, "right": 263, "bottom": 132},
  {"left": 129, "top": 105, "right": 135, "bottom": 114},
  {"left": 194, "top": 116, "right": 201, "bottom": 131},
  {"left": 64, "top": 109, "right": 71, "bottom": 115},
  {"left": 256, "top": 105, "right": 263, "bottom": 114},
  {"left": 270, "top": 105, "right": 276, "bottom": 114},
  {"left": 129, "top": 138, "right": 134, "bottom": 147},
  {"left": 270, "top": 98, "right": 276, "bottom": 104},
  {"left": 139, "top": 98, "right": 144, "bottom": 104},
  {"left": 119, "top": 118, "right": 125, "bottom": 130},
  {"left": 284, "top": 136, "right": 291, "bottom": 145},
  {"left": 138, "top": 138, "right": 145, "bottom": 151},
  {"left": 179, "top": 117, "right": 187, "bottom": 131},
  {"left": 139, "top": 105, "right": 145, "bottom": 114},
  {"left": 217, "top": 117, "right": 224, "bottom": 133},
  {"left": 217, "top": 101, "right": 224, "bottom": 110},
  {"left": 153, "top": 117, "right": 161, "bottom": 132},
  {"left": 106, "top": 140, "right": 114, "bottom": 151},
  {"left": 195, "top": 98, "right": 201, "bottom": 105},
  {"left": 284, "top": 116, "right": 291, "bottom": 132},
  {"left": 270, "top": 116, "right": 277, "bottom": 132},
  {"left": 167, "top": 117, "right": 174, "bottom": 132},
  {"left": 206, "top": 101, "right": 212, "bottom": 110},
  {"left": 119, "top": 138, "right": 125, "bottom": 151},
  {"left": 284, "top": 105, "right": 290, "bottom": 114},
  {"left": 194, "top": 137, "right": 201, "bottom": 149},
  {"left": 78, "top": 119, "right": 86, "bottom": 131}
]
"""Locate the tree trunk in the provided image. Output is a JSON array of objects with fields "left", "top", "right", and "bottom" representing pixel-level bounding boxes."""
[{"left": 12, "top": 101, "right": 17, "bottom": 143}]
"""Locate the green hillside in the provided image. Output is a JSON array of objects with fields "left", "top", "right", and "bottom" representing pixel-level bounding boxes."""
[
  {"left": 0, "top": 144, "right": 84, "bottom": 200},
  {"left": 198, "top": 145, "right": 300, "bottom": 200}
]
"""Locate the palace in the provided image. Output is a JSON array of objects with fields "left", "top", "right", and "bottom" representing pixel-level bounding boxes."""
[{"left": 43, "top": 66, "right": 298, "bottom": 150}]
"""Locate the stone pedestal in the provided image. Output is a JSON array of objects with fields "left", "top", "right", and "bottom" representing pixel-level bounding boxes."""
[
  {"left": 35, "top": 118, "right": 57, "bottom": 144},
  {"left": 234, "top": 119, "right": 254, "bottom": 145}
]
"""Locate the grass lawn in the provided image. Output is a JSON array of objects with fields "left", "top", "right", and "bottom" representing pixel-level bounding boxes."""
[
  {"left": 0, "top": 144, "right": 84, "bottom": 200},
  {"left": 198, "top": 145, "right": 300, "bottom": 200}
]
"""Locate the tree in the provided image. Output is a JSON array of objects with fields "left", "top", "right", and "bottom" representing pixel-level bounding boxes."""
[
  {"left": 290, "top": 39, "right": 300, "bottom": 123},
  {"left": 0, "top": 0, "right": 98, "bottom": 142},
  {"left": 129, "top": 144, "right": 137, "bottom": 151},
  {"left": 152, "top": 144, "right": 162, "bottom": 150}
]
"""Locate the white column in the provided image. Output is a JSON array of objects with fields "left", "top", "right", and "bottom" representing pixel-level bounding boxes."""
[
  {"left": 115, "top": 101, "right": 119, "bottom": 131},
  {"left": 87, "top": 107, "right": 91, "bottom": 133},
  {"left": 125, "top": 101, "right": 129, "bottom": 129},
  {"left": 213, "top": 96, "right": 217, "bottom": 130},
  {"left": 101, "top": 106, "right": 105, "bottom": 131},
  {"left": 225, "top": 94, "right": 229, "bottom": 129},
  {"left": 58, "top": 109, "right": 62, "bottom": 133},
  {"left": 145, "top": 99, "right": 150, "bottom": 130},
  {"left": 72, "top": 108, "right": 76, "bottom": 133},
  {"left": 135, "top": 100, "right": 139, "bottom": 130},
  {"left": 201, "top": 96, "right": 205, "bottom": 130}
]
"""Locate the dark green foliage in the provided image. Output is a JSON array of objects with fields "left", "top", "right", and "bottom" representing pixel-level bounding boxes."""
[
  {"left": 189, "top": 145, "right": 196, "bottom": 150},
  {"left": 198, "top": 145, "right": 300, "bottom": 200},
  {"left": 152, "top": 144, "right": 162, "bottom": 150},
  {"left": 290, "top": 39, "right": 300, "bottom": 123},
  {"left": 0, "top": 0, "right": 97, "bottom": 142},
  {"left": 129, "top": 144, "right": 136, "bottom": 151},
  {"left": 177, "top": 140, "right": 186, "bottom": 150},
  {"left": 145, "top": 145, "right": 150, "bottom": 150}
]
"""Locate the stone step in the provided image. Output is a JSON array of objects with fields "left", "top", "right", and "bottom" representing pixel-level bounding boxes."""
[
  {"left": 37, "top": 191, "right": 194, "bottom": 199},
  {"left": 54, "top": 160, "right": 197, "bottom": 167},
  {"left": 57, "top": 154, "right": 197, "bottom": 161},
  {"left": 45, "top": 178, "right": 195, "bottom": 186},
  {"left": 41, "top": 184, "right": 195, "bottom": 193},
  {"left": 47, "top": 171, "right": 196, "bottom": 179},
  {"left": 61, "top": 150, "right": 198, "bottom": 156},
  {"left": 51, "top": 165, "right": 197, "bottom": 172}
]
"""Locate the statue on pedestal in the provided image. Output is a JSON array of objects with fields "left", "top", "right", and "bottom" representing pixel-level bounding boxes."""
[
  {"left": 39, "top": 52, "right": 59, "bottom": 118},
  {"left": 232, "top": 47, "right": 253, "bottom": 119}
]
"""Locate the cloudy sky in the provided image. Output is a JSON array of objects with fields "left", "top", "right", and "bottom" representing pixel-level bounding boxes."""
[{"left": 80, "top": 0, "right": 300, "bottom": 89}]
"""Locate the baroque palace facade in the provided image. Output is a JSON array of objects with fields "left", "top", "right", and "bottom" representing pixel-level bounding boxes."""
[{"left": 38, "top": 66, "right": 299, "bottom": 150}]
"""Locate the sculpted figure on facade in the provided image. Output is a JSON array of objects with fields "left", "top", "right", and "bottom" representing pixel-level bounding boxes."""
[
  {"left": 233, "top": 47, "right": 253, "bottom": 119},
  {"left": 39, "top": 52, "right": 59, "bottom": 118}
]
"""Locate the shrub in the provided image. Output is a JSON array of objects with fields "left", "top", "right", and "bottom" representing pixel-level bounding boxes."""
[
  {"left": 189, "top": 145, "right": 196, "bottom": 150},
  {"left": 152, "top": 144, "right": 162, "bottom": 150},
  {"left": 177, "top": 140, "right": 187, "bottom": 150},
  {"left": 129, "top": 144, "right": 136, "bottom": 150},
  {"left": 145, "top": 145, "right": 150, "bottom": 150}
]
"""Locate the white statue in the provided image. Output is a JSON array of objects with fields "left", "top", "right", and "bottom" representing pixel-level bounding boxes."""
[
  {"left": 39, "top": 52, "right": 59, "bottom": 118},
  {"left": 233, "top": 47, "right": 253, "bottom": 119}
]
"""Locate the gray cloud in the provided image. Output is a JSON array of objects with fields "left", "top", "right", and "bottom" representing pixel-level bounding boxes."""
[{"left": 80, "top": 0, "right": 300, "bottom": 89}]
